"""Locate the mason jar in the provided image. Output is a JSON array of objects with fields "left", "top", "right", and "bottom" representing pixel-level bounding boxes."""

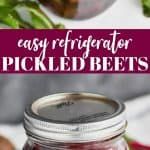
[
  {"left": 39, "top": 0, "right": 116, "bottom": 20},
  {"left": 23, "top": 93, "right": 129, "bottom": 150}
]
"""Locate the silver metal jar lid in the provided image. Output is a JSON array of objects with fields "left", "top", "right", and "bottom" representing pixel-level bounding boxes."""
[{"left": 24, "top": 93, "right": 127, "bottom": 143}]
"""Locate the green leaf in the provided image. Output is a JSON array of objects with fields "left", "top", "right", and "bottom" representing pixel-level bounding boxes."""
[
  {"left": 0, "top": 0, "right": 65, "bottom": 29},
  {"left": 0, "top": 6, "right": 19, "bottom": 28},
  {"left": 14, "top": 2, "right": 54, "bottom": 29},
  {"left": 0, "top": 0, "right": 18, "bottom": 6},
  {"left": 141, "top": 0, "right": 150, "bottom": 17},
  {"left": 0, "top": 22, "right": 11, "bottom": 28}
]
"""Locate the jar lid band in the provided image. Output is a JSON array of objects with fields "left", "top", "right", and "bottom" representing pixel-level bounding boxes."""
[{"left": 24, "top": 93, "right": 126, "bottom": 142}]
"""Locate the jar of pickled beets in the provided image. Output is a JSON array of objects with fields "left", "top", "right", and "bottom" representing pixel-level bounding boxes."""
[
  {"left": 39, "top": 0, "right": 116, "bottom": 20},
  {"left": 23, "top": 93, "right": 129, "bottom": 150}
]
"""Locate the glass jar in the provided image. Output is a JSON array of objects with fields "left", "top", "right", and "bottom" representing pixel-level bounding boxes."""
[
  {"left": 39, "top": 0, "right": 116, "bottom": 20},
  {"left": 23, "top": 93, "right": 129, "bottom": 150}
]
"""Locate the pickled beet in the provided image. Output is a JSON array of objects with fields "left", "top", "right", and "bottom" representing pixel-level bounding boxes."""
[{"left": 39, "top": 0, "right": 116, "bottom": 19}]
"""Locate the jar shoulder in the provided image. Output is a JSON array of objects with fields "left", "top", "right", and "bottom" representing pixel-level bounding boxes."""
[{"left": 23, "top": 137, "right": 129, "bottom": 150}]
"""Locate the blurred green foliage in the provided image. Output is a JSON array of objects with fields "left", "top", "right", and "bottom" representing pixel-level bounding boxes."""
[
  {"left": 0, "top": 0, "right": 64, "bottom": 29},
  {"left": 142, "top": 0, "right": 150, "bottom": 17}
]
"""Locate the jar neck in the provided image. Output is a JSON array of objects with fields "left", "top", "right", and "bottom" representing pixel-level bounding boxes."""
[{"left": 26, "top": 133, "right": 125, "bottom": 149}]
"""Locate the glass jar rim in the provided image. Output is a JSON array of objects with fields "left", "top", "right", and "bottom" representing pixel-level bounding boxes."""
[{"left": 24, "top": 93, "right": 127, "bottom": 143}]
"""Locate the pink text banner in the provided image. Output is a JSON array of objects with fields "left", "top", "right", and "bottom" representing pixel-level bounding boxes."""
[{"left": 0, "top": 29, "right": 150, "bottom": 73}]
